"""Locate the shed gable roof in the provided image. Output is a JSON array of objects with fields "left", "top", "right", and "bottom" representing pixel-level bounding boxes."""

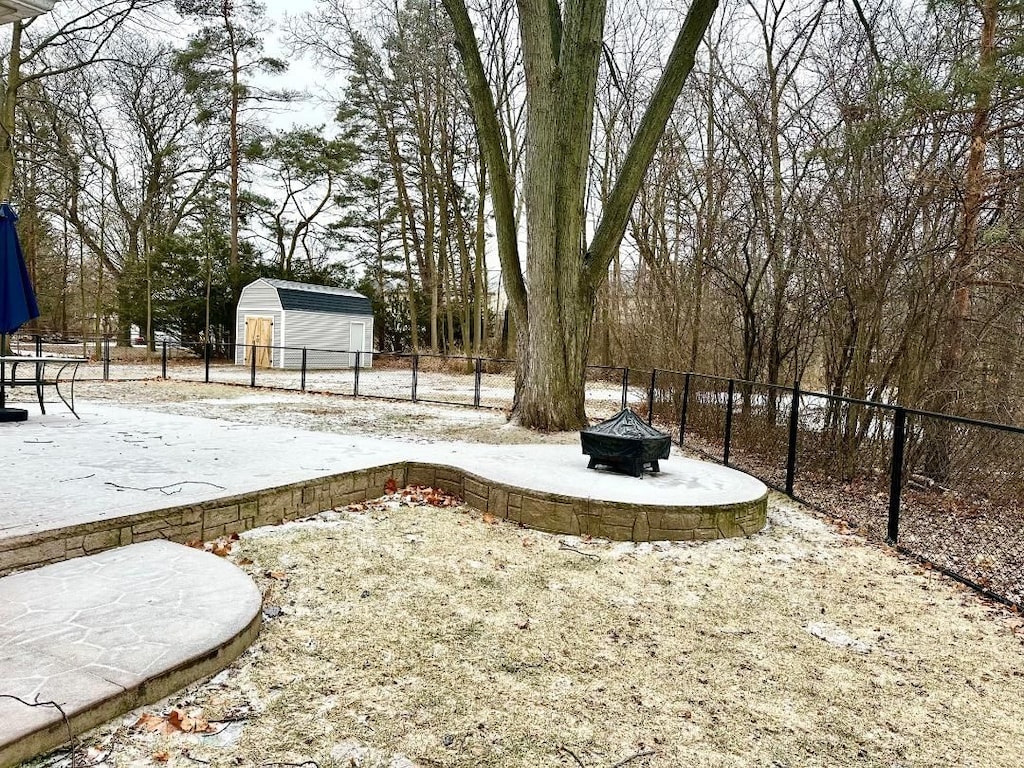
[{"left": 258, "top": 278, "right": 373, "bottom": 316}]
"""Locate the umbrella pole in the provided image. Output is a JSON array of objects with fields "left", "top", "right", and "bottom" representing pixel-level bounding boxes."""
[
  {"left": 0, "top": 333, "right": 5, "bottom": 411},
  {"left": 1, "top": 332, "right": 5, "bottom": 408}
]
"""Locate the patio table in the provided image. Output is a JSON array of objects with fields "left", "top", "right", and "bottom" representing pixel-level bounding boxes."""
[{"left": 0, "top": 355, "right": 88, "bottom": 419}]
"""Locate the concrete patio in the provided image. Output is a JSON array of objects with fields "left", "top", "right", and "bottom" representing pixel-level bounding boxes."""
[
  {"left": 0, "top": 540, "right": 261, "bottom": 767},
  {"left": 0, "top": 401, "right": 768, "bottom": 765},
  {"left": 0, "top": 403, "right": 768, "bottom": 570}
]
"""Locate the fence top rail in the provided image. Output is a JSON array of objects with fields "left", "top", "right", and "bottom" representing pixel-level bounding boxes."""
[
  {"left": 673, "top": 370, "right": 795, "bottom": 393},
  {"left": 796, "top": 387, "right": 1024, "bottom": 435},
  {"left": 101, "top": 346, "right": 1024, "bottom": 435},
  {"left": 652, "top": 368, "right": 1024, "bottom": 434},
  {"left": 901, "top": 405, "right": 1024, "bottom": 435}
]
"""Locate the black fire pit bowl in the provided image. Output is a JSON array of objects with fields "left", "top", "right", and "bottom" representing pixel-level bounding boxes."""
[{"left": 580, "top": 408, "right": 671, "bottom": 478}]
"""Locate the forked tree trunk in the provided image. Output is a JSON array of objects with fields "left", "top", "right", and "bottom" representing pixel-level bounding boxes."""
[{"left": 445, "top": 0, "right": 718, "bottom": 430}]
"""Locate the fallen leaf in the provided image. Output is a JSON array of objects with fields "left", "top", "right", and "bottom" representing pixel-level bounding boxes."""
[
  {"left": 184, "top": 539, "right": 203, "bottom": 549},
  {"left": 266, "top": 570, "right": 288, "bottom": 580},
  {"left": 167, "top": 708, "right": 213, "bottom": 733},
  {"left": 482, "top": 513, "right": 498, "bottom": 525},
  {"left": 211, "top": 541, "right": 232, "bottom": 557},
  {"left": 153, "top": 750, "right": 171, "bottom": 763},
  {"left": 133, "top": 713, "right": 166, "bottom": 732},
  {"left": 385, "top": 477, "right": 398, "bottom": 494}
]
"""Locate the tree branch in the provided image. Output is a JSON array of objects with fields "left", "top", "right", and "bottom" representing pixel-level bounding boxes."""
[
  {"left": 586, "top": 0, "right": 719, "bottom": 287},
  {"left": 441, "top": 0, "right": 527, "bottom": 326}
]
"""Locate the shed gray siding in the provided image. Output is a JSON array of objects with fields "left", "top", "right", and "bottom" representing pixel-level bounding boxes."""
[
  {"left": 280, "top": 310, "right": 373, "bottom": 369},
  {"left": 234, "top": 281, "right": 283, "bottom": 366},
  {"left": 235, "top": 278, "right": 374, "bottom": 369}
]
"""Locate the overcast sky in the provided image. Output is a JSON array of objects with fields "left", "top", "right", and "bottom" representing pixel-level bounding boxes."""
[{"left": 260, "top": 0, "right": 335, "bottom": 130}]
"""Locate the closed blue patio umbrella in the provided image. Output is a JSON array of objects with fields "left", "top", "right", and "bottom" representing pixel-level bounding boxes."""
[{"left": 0, "top": 202, "right": 40, "bottom": 422}]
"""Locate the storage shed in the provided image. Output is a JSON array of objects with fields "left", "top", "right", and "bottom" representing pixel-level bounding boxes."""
[{"left": 234, "top": 278, "right": 374, "bottom": 369}]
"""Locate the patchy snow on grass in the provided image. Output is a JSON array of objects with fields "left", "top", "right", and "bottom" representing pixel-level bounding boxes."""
[
  {"left": 37, "top": 494, "right": 1024, "bottom": 768},
  {"left": 17, "top": 380, "right": 1024, "bottom": 768}
]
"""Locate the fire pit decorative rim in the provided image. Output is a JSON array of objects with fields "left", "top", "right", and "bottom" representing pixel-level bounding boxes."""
[{"left": 580, "top": 408, "right": 671, "bottom": 477}]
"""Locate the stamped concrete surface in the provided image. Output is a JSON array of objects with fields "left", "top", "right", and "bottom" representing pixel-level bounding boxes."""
[
  {"left": 0, "top": 403, "right": 766, "bottom": 542},
  {"left": 0, "top": 540, "right": 262, "bottom": 768}
]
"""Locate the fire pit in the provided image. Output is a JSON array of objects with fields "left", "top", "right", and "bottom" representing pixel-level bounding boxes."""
[{"left": 580, "top": 409, "right": 671, "bottom": 477}]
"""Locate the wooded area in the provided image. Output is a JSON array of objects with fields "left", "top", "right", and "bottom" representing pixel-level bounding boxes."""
[{"left": 4, "top": 0, "right": 1024, "bottom": 426}]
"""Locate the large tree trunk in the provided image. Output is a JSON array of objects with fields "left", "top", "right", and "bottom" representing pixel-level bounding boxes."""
[
  {"left": 445, "top": 0, "right": 718, "bottom": 430},
  {"left": 922, "top": 0, "right": 997, "bottom": 480},
  {"left": 509, "top": 1, "right": 605, "bottom": 430}
]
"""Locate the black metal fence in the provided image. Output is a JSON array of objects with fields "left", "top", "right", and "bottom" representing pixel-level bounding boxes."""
[
  {"left": 666, "top": 372, "right": 1024, "bottom": 613},
  {"left": 20, "top": 334, "right": 1023, "bottom": 611}
]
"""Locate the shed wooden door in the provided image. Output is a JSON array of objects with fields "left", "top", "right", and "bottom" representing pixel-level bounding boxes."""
[{"left": 244, "top": 316, "right": 273, "bottom": 368}]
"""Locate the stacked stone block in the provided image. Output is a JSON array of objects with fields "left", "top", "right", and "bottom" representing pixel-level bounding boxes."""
[{"left": 1, "top": 460, "right": 766, "bottom": 574}]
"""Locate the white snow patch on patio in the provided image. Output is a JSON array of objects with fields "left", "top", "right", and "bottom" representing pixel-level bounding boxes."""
[{"left": 1, "top": 402, "right": 765, "bottom": 541}]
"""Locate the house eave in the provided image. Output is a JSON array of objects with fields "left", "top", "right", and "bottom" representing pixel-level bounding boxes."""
[{"left": 0, "top": 1, "right": 56, "bottom": 22}]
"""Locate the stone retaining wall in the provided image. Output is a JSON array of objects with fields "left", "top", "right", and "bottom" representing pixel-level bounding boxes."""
[
  {"left": 0, "top": 462, "right": 767, "bottom": 574},
  {"left": 0, "top": 463, "right": 405, "bottom": 575},
  {"left": 406, "top": 462, "right": 767, "bottom": 541}
]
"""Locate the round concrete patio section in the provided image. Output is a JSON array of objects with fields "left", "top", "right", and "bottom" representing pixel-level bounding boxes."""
[
  {"left": 0, "top": 404, "right": 767, "bottom": 565},
  {"left": 0, "top": 540, "right": 262, "bottom": 768},
  {"left": 0, "top": 403, "right": 767, "bottom": 554},
  {"left": 406, "top": 443, "right": 768, "bottom": 541}
]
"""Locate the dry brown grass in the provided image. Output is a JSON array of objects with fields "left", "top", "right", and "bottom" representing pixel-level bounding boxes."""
[
  {"left": 38, "top": 493, "right": 1024, "bottom": 768},
  {"left": 22, "top": 383, "right": 1024, "bottom": 767}
]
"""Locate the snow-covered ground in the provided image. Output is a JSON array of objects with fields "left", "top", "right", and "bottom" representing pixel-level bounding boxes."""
[
  {"left": 0, "top": 386, "right": 764, "bottom": 541},
  {"left": 67, "top": 359, "right": 650, "bottom": 418}
]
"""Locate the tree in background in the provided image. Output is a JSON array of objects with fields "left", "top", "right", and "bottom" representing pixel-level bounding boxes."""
[
  {"left": 246, "top": 125, "right": 359, "bottom": 283},
  {"left": 292, "top": 0, "right": 491, "bottom": 356},
  {"left": 0, "top": 0, "right": 163, "bottom": 200},
  {"left": 153, "top": 199, "right": 261, "bottom": 350},
  {"left": 175, "top": 0, "right": 288, "bottom": 323}
]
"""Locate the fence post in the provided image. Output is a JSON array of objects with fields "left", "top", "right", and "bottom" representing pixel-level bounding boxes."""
[
  {"left": 679, "top": 372, "right": 691, "bottom": 448},
  {"left": 887, "top": 408, "right": 907, "bottom": 544},
  {"left": 301, "top": 348, "right": 307, "bottom": 392},
  {"left": 250, "top": 345, "right": 257, "bottom": 388},
  {"left": 621, "top": 368, "right": 629, "bottom": 411},
  {"left": 785, "top": 379, "right": 801, "bottom": 496},
  {"left": 161, "top": 339, "right": 168, "bottom": 379},
  {"left": 204, "top": 342, "right": 211, "bottom": 383},
  {"left": 34, "top": 334, "right": 41, "bottom": 355},
  {"left": 647, "top": 369, "right": 657, "bottom": 425},
  {"left": 353, "top": 351, "right": 361, "bottom": 397},
  {"left": 724, "top": 379, "right": 735, "bottom": 466},
  {"left": 103, "top": 337, "right": 110, "bottom": 381},
  {"left": 474, "top": 358, "right": 482, "bottom": 408},
  {"left": 412, "top": 354, "right": 419, "bottom": 401}
]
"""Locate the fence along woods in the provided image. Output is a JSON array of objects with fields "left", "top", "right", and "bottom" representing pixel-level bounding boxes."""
[{"left": 14, "top": 334, "right": 1015, "bottom": 613}]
